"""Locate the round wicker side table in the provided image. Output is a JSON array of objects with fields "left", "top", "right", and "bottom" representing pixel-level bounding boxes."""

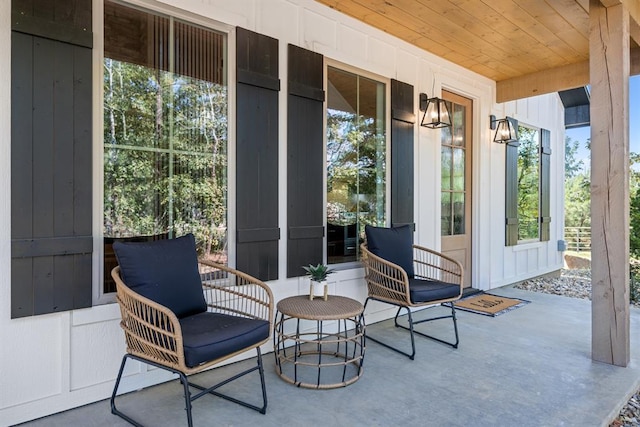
[{"left": 273, "top": 295, "right": 365, "bottom": 389}]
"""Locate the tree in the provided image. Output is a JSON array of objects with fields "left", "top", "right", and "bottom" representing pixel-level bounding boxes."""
[
  {"left": 565, "top": 136, "right": 584, "bottom": 179},
  {"left": 564, "top": 172, "right": 591, "bottom": 228},
  {"left": 629, "top": 153, "right": 640, "bottom": 258},
  {"left": 563, "top": 135, "right": 590, "bottom": 229}
]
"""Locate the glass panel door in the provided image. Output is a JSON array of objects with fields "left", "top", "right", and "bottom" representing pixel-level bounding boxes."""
[{"left": 441, "top": 90, "right": 472, "bottom": 288}]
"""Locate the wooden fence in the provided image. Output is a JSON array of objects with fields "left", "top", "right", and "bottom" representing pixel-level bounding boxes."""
[{"left": 564, "top": 226, "right": 591, "bottom": 252}]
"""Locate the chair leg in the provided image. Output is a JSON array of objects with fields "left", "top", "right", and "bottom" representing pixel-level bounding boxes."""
[
  {"left": 257, "top": 347, "right": 268, "bottom": 413},
  {"left": 111, "top": 350, "right": 268, "bottom": 427},
  {"left": 398, "top": 302, "right": 459, "bottom": 349},
  {"left": 111, "top": 354, "right": 144, "bottom": 427},
  {"left": 179, "top": 372, "right": 194, "bottom": 427},
  {"left": 363, "top": 298, "right": 416, "bottom": 360},
  {"left": 365, "top": 298, "right": 460, "bottom": 359},
  {"left": 188, "top": 347, "right": 268, "bottom": 414}
]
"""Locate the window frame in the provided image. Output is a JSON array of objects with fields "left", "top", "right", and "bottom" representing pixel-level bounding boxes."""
[
  {"left": 324, "top": 60, "right": 391, "bottom": 269},
  {"left": 92, "top": 0, "right": 235, "bottom": 304}
]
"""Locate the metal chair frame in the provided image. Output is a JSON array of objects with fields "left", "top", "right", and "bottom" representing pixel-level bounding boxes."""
[
  {"left": 361, "top": 243, "right": 463, "bottom": 360},
  {"left": 110, "top": 261, "right": 273, "bottom": 426}
]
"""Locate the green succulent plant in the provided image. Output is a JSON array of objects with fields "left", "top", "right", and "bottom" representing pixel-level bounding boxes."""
[{"left": 302, "top": 263, "right": 335, "bottom": 282}]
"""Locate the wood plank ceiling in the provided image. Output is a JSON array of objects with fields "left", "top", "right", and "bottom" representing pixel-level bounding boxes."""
[{"left": 315, "top": 0, "right": 639, "bottom": 101}]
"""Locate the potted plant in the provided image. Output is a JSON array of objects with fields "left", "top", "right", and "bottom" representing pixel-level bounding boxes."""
[{"left": 303, "top": 263, "right": 334, "bottom": 301}]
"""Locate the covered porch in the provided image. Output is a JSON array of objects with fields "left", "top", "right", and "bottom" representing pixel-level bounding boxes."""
[
  {"left": 21, "top": 287, "right": 640, "bottom": 426},
  {"left": 2, "top": 0, "right": 640, "bottom": 424}
]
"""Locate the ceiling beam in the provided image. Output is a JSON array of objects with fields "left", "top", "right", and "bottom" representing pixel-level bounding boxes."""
[
  {"left": 631, "top": 18, "right": 640, "bottom": 46},
  {"left": 496, "top": 47, "right": 640, "bottom": 103},
  {"left": 621, "top": 0, "right": 640, "bottom": 29},
  {"left": 496, "top": 61, "right": 587, "bottom": 103},
  {"left": 600, "top": 0, "right": 623, "bottom": 7},
  {"left": 606, "top": 1, "right": 640, "bottom": 41}
]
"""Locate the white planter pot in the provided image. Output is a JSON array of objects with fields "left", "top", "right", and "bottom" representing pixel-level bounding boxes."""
[{"left": 309, "top": 280, "right": 328, "bottom": 300}]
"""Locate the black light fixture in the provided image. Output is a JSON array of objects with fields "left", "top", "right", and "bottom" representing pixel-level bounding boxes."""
[
  {"left": 490, "top": 115, "right": 518, "bottom": 143},
  {"left": 419, "top": 93, "right": 451, "bottom": 129}
]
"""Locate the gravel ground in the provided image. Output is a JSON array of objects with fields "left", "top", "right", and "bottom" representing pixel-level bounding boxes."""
[{"left": 514, "top": 269, "right": 639, "bottom": 426}]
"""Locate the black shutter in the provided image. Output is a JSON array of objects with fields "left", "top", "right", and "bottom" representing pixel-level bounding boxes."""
[
  {"left": 505, "top": 118, "right": 519, "bottom": 246},
  {"left": 287, "top": 45, "right": 325, "bottom": 278},
  {"left": 540, "top": 128, "right": 552, "bottom": 242},
  {"left": 236, "top": 28, "right": 280, "bottom": 280},
  {"left": 391, "top": 80, "right": 415, "bottom": 230},
  {"left": 11, "top": 0, "right": 93, "bottom": 318}
]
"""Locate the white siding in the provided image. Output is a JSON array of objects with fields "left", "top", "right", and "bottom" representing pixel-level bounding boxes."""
[{"left": 0, "top": 0, "right": 564, "bottom": 424}]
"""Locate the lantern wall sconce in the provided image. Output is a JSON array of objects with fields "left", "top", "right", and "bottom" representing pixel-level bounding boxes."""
[
  {"left": 490, "top": 115, "right": 518, "bottom": 143},
  {"left": 419, "top": 93, "right": 451, "bottom": 129}
]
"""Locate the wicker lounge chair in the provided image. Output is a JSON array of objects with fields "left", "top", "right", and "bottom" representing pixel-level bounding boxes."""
[
  {"left": 361, "top": 225, "right": 463, "bottom": 359},
  {"left": 110, "top": 234, "right": 273, "bottom": 427}
]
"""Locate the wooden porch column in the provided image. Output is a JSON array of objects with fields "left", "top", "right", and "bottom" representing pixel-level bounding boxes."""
[{"left": 590, "top": 0, "right": 630, "bottom": 367}]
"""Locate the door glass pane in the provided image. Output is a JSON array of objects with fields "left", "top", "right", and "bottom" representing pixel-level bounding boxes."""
[
  {"left": 441, "top": 192, "right": 452, "bottom": 236},
  {"left": 452, "top": 103, "right": 465, "bottom": 147},
  {"left": 453, "top": 192, "right": 465, "bottom": 235},
  {"left": 441, "top": 146, "right": 452, "bottom": 191},
  {"left": 452, "top": 148, "right": 465, "bottom": 191},
  {"left": 441, "top": 119, "right": 453, "bottom": 145}
]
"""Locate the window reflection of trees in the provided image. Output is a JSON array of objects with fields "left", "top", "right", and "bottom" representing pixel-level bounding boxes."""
[
  {"left": 517, "top": 126, "right": 540, "bottom": 241},
  {"left": 103, "top": 1, "right": 228, "bottom": 293},
  {"left": 326, "top": 69, "right": 386, "bottom": 263},
  {"left": 103, "top": 62, "right": 228, "bottom": 260}
]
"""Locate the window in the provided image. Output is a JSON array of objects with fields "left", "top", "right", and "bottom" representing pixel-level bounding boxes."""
[
  {"left": 326, "top": 67, "right": 386, "bottom": 264},
  {"left": 103, "top": 1, "right": 228, "bottom": 293},
  {"left": 506, "top": 122, "right": 551, "bottom": 247},
  {"left": 516, "top": 126, "right": 541, "bottom": 242}
]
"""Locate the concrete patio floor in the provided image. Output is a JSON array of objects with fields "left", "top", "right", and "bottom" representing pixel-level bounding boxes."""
[{"left": 18, "top": 286, "right": 640, "bottom": 427}]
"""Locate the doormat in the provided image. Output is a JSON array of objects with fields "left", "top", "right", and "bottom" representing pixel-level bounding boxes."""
[{"left": 454, "top": 293, "right": 529, "bottom": 317}]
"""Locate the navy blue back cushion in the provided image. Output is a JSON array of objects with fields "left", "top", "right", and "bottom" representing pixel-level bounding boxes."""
[
  {"left": 365, "top": 225, "right": 414, "bottom": 278},
  {"left": 113, "top": 234, "right": 207, "bottom": 318}
]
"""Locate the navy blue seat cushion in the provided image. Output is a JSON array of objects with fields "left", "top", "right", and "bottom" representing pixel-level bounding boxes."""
[
  {"left": 365, "top": 225, "right": 415, "bottom": 278},
  {"left": 113, "top": 233, "right": 207, "bottom": 318},
  {"left": 408, "top": 278, "right": 460, "bottom": 304},
  {"left": 179, "top": 312, "right": 270, "bottom": 368}
]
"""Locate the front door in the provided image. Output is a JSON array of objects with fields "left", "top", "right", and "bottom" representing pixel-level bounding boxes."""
[{"left": 440, "top": 90, "right": 472, "bottom": 288}]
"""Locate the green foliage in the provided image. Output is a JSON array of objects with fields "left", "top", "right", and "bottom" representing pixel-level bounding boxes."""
[
  {"left": 564, "top": 173, "right": 591, "bottom": 228},
  {"left": 630, "top": 261, "right": 640, "bottom": 304},
  {"left": 517, "top": 127, "right": 540, "bottom": 240},
  {"left": 631, "top": 187, "right": 640, "bottom": 258},
  {"left": 302, "top": 264, "right": 335, "bottom": 282},
  {"left": 564, "top": 136, "right": 584, "bottom": 179},
  {"left": 564, "top": 135, "right": 590, "bottom": 229},
  {"left": 326, "top": 108, "right": 386, "bottom": 229}
]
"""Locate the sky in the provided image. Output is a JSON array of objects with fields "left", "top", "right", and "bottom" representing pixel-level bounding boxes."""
[{"left": 566, "top": 75, "right": 640, "bottom": 165}]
